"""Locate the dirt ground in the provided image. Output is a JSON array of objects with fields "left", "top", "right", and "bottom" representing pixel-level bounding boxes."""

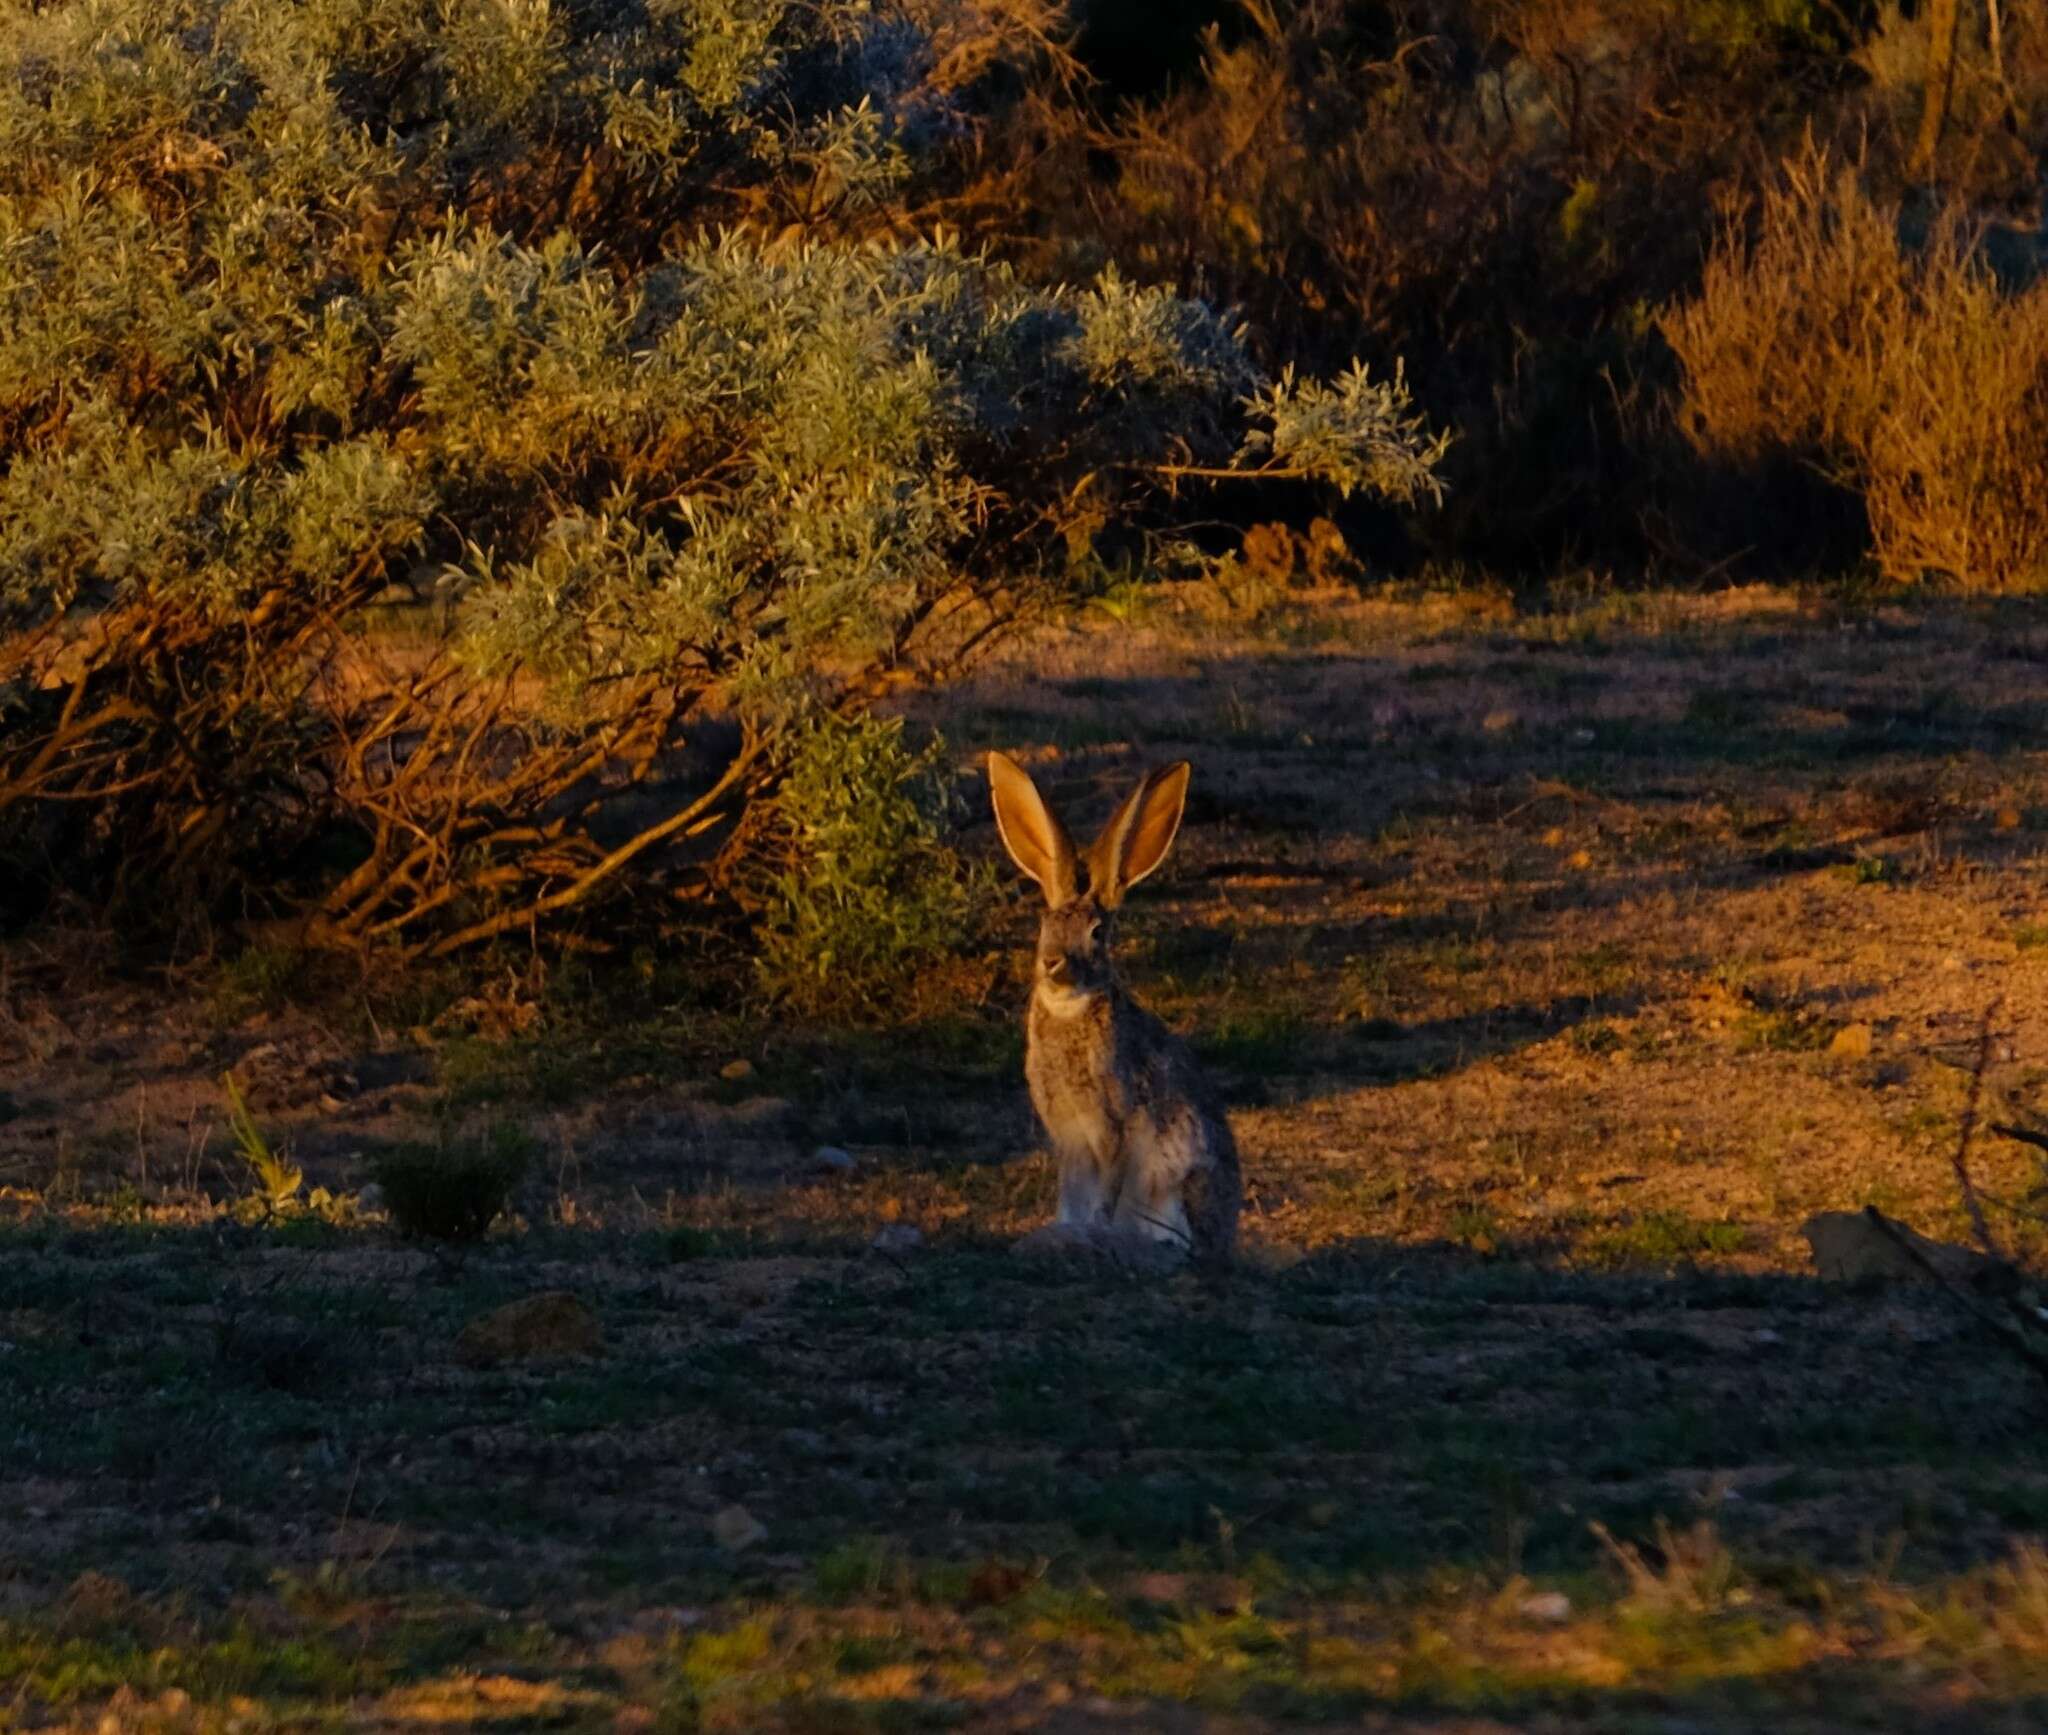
[{"left": 4, "top": 583, "right": 2048, "bottom": 1730}]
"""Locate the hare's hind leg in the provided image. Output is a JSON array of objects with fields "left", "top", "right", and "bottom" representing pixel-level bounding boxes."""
[
  {"left": 1181, "top": 1125, "right": 1241, "bottom": 1265},
  {"left": 1111, "top": 1115, "right": 1196, "bottom": 1251}
]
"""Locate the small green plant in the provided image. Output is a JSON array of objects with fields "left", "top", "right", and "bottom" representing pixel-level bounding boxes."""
[
  {"left": 813, "top": 1537, "right": 907, "bottom": 1603},
  {"left": 1448, "top": 1204, "right": 1506, "bottom": 1254},
  {"left": 1734, "top": 1007, "right": 1832, "bottom": 1053},
  {"left": 211, "top": 944, "right": 306, "bottom": 1023},
  {"left": 1588, "top": 1212, "right": 1748, "bottom": 1268},
  {"left": 372, "top": 1126, "right": 533, "bottom": 1243},
  {"left": 1571, "top": 941, "right": 1637, "bottom": 997},
  {"left": 223, "top": 1074, "right": 303, "bottom": 1210},
  {"left": 1569, "top": 1021, "right": 1625, "bottom": 1057},
  {"left": 753, "top": 718, "right": 992, "bottom": 1018},
  {"left": 1202, "top": 1006, "right": 1313, "bottom": 1074}
]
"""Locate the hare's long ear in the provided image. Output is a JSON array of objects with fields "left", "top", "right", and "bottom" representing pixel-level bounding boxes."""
[
  {"left": 1086, "top": 761, "right": 1191, "bottom": 909},
  {"left": 988, "top": 751, "right": 1079, "bottom": 908}
]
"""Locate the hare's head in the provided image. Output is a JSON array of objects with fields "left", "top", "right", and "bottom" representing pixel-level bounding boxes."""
[{"left": 987, "top": 752, "right": 1191, "bottom": 1007}]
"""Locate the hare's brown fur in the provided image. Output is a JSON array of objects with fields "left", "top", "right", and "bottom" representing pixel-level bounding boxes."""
[{"left": 988, "top": 752, "right": 1242, "bottom": 1266}]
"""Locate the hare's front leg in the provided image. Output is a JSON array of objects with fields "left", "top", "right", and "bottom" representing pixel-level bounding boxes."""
[
  {"left": 1055, "top": 1137, "right": 1116, "bottom": 1226},
  {"left": 1010, "top": 1138, "right": 1117, "bottom": 1259}
]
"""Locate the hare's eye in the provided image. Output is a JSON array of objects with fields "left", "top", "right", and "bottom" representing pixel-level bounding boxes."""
[{"left": 1086, "top": 919, "right": 1103, "bottom": 944}]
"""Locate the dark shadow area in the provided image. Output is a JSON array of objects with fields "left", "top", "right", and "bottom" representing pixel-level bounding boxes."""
[
  {"left": 2, "top": 1219, "right": 2040, "bottom": 1583},
  {"left": 3, "top": 1211, "right": 2045, "bottom": 1728},
  {"left": 1206, "top": 992, "right": 1646, "bottom": 1102}
]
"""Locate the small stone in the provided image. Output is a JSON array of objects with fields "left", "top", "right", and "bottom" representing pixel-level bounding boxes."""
[
  {"left": 710, "top": 1504, "right": 766, "bottom": 1553},
  {"left": 456, "top": 1292, "right": 602, "bottom": 1367},
  {"left": 1829, "top": 1022, "right": 1873, "bottom": 1060},
  {"left": 1802, "top": 1209, "right": 2000, "bottom": 1285},
  {"left": 870, "top": 1224, "right": 924, "bottom": 1255},
  {"left": 355, "top": 1182, "right": 386, "bottom": 1215},
  {"left": 812, "top": 1145, "right": 857, "bottom": 1175},
  {"left": 719, "top": 1059, "right": 755, "bottom": 1082},
  {"left": 1520, "top": 1591, "right": 1573, "bottom": 1624}
]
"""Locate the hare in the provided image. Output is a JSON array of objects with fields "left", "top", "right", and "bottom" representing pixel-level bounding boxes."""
[{"left": 987, "top": 751, "right": 1241, "bottom": 1266}]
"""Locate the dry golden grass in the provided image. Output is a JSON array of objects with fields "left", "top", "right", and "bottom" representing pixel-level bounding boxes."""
[{"left": 1665, "top": 147, "right": 2048, "bottom": 593}]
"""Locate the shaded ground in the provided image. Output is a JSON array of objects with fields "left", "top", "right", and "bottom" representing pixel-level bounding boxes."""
[{"left": 4, "top": 583, "right": 2048, "bottom": 1730}]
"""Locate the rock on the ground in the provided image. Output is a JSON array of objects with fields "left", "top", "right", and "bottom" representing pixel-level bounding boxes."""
[
  {"left": 1520, "top": 1591, "right": 1573, "bottom": 1624},
  {"left": 709, "top": 1504, "right": 766, "bottom": 1553},
  {"left": 1829, "top": 1023, "right": 1873, "bottom": 1060},
  {"left": 1802, "top": 1209, "right": 2001, "bottom": 1286},
  {"left": 870, "top": 1224, "right": 924, "bottom": 1254},
  {"left": 456, "top": 1292, "right": 602, "bottom": 1367},
  {"left": 812, "top": 1146, "right": 857, "bottom": 1175}
]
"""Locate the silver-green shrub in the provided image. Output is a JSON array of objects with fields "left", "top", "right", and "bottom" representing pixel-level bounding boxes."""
[{"left": 0, "top": 0, "right": 1447, "bottom": 977}]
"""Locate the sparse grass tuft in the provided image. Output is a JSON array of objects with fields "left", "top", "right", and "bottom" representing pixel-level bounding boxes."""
[
  {"left": 222, "top": 1074, "right": 303, "bottom": 1210},
  {"left": 1586, "top": 1212, "right": 1749, "bottom": 1269}
]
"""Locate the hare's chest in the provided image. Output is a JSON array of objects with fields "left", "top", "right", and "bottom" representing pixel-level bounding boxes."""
[{"left": 1026, "top": 996, "right": 1124, "bottom": 1160}]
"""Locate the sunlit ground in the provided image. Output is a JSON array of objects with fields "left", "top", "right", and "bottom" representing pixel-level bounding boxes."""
[{"left": 6, "top": 583, "right": 2048, "bottom": 1731}]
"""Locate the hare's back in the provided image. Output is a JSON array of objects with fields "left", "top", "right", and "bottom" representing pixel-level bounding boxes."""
[
  {"left": 1120, "top": 998, "right": 1230, "bottom": 1127},
  {"left": 1119, "top": 1000, "right": 1241, "bottom": 1259}
]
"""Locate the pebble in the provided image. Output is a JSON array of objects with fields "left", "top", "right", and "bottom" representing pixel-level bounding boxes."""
[
  {"left": 870, "top": 1224, "right": 925, "bottom": 1255},
  {"left": 1521, "top": 1591, "right": 1573, "bottom": 1624},
  {"left": 812, "top": 1146, "right": 857, "bottom": 1175},
  {"left": 1829, "top": 1022, "right": 1873, "bottom": 1060},
  {"left": 709, "top": 1504, "right": 766, "bottom": 1553}
]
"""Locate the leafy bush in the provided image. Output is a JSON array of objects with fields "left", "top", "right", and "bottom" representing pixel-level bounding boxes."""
[
  {"left": 0, "top": 0, "right": 1445, "bottom": 968},
  {"left": 1664, "top": 150, "right": 2048, "bottom": 593},
  {"left": 1010, "top": 0, "right": 1865, "bottom": 572},
  {"left": 372, "top": 1126, "right": 533, "bottom": 1242},
  {"left": 1000, "top": 2, "right": 2048, "bottom": 577},
  {"left": 754, "top": 716, "right": 991, "bottom": 1015}
]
